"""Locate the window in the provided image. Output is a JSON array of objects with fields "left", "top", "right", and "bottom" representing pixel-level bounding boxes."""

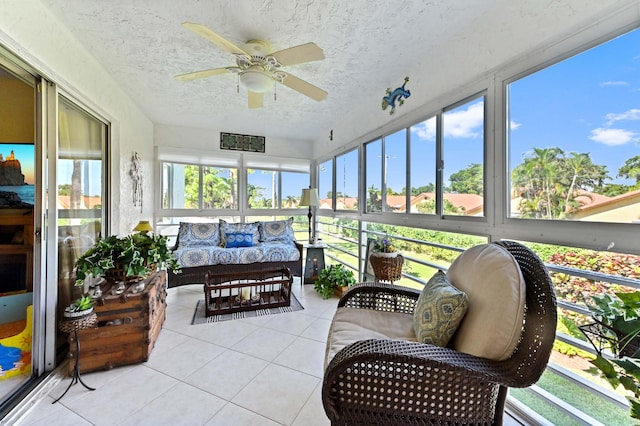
[
  {"left": 335, "top": 149, "right": 358, "bottom": 210},
  {"left": 247, "top": 168, "right": 277, "bottom": 208},
  {"left": 318, "top": 159, "right": 333, "bottom": 210},
  {"left": 162, "top": 162, "right": 238, "bottom": 209},
  {"left": 384, "top": 129, "right": 407, "bottom": 213},
  {"left": 443, "top": 96, "right": 485, "bottom": 216},
  {"left": 247, "top": 169, "right": 310, "bottom": 209},
  {"left": 508, "top": 28, "right": 640, "bottom": 223},
  {"left": 365, "top": 138, "right": 382, "bottom": 213},
  {"left": 409, "top": 117, "right": 437, "bottom": 214}
]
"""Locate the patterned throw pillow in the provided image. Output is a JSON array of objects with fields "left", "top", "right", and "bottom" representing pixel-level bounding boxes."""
[
  {"left": 259, "top": 217, "right": 295, "bottom": 243},
  {"left": 413, "top": 270, "right": 469, "bottom": 347},
  {"left": 224, "top": 232, "right": 254, "bottom": 248},
  {"left": 177, "top": 222, "right": 220, "bottom": 247},
  {"left": 219, "top": 219, "right": 260, "bottom": 246}
]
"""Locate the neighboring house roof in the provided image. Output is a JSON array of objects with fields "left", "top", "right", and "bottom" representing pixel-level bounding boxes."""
[
  {"left": 319, "top": 197, "right": 358, "bottom": 210},
  {"left": 408, "top": 193, "right": 484, "bottom": 215},
  {"left": 572, "top": 189, "right": 640, "bottom": 221},
  {"left": 57, "top": 195, "right": 103, "bottom": 209}
]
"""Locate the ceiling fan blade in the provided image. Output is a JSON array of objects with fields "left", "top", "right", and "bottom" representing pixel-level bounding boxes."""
[
  {"left": 182, "top": 22, "right": 249, "bottom": 56},
  {"left": 175, "top": 67, "right": 230, "bottom": 81},
  {"left": 271, "top": 42, "right": 325, "bottom": 66},
  {"left": 248, "top": 91, "right": 264, "bottom": 109},
  {"left": 281, "top": 73, "right": 327, "bottom": 102}
]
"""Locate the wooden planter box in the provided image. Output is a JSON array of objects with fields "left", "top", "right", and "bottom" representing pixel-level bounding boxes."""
[{"left": 67, "top": 271, "right": 166, "bottom": 375}]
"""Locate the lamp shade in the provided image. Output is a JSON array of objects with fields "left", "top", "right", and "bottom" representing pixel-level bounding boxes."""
[
  {"left": 133, "top": 220, "right": 153, "bottom": 233},
  {"left": 299, "top": 188, "right": 319, "bottom": 207}
]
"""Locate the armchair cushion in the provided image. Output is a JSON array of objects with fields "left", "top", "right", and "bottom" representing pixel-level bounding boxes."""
[
  {"left": 447, "top": 243, "right": 526, "bottom": 361},
  {"left": 325, "top": 307, "right": 416, "bottom": 368},
  {"left": 413, "top": 270, "right": 468, "bottom": 347}
]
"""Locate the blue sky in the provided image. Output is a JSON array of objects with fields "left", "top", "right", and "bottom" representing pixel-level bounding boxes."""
[{"left": 324, "top": 26, "right": 640, "bottom": 198}]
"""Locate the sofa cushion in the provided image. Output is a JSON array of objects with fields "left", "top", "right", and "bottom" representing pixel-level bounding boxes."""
[
  {"left": 259, "top": 217, "right": 295, "bottom": 243},
  {"left": 220, "top": 220, "right": 259, "bottom": 246},
  {"left": 325, "top": 307, "right": 416, "bottom": 368},
  {"left": 177, "top": 222, "right": 220, "bottom": 248},
  {"left": 173, "top": 241, "right": 300, "bottom": 267},
  {"left": 224, "top": 232, "right": 254, "bottom": 248},
  {"left": 446, "top": 243, "right": 526, "bottom": 361},
  {"left": 413, "top": 270, "right": 468, "bottom": 347}
]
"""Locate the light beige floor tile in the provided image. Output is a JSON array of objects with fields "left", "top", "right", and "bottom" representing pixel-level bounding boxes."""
[
  {"left": 117, "top": 381, "right": 226, "bottom": 426},
  {"left": 262, "top": 311, "right": 317, "bottom": 336},
  {"left": 300, "top": 317, "right": 332, "bottom": 342},
  {"left": 183, "top": 349, "right": 269, "bottom": 400},
  {"left": 273, "top": 336, "right": 326, "bottom": 378},
  {"left": 61, "top": 365, "right": 178, "bottom": 425},
  {"left": 292, "top": 381, "right": 330, "bottom": 426},
  {"left": 232, "top": 364, "right": 319, "bottom": 425},
  {"left": 149, "top": 327, "right": 191, "bottom": 356},
  {"left": 231, "top": 327, "right": 297, "bottom": 361},
  {"left": 144, "top": 337, "right": 225, "bottom": 379},
  {"left": 17, "top": 395, "right": 91, "bottom": 426},
  {"left": 204, "top": 402, "right": 280, "bottom": 426},
  {"left": 182, "top": 319, "right": 260, "bottom": 347}
]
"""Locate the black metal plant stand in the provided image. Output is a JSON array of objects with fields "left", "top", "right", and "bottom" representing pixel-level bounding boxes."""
[{"left": 52, "top": 312, "right": 98, "bottom": 404}]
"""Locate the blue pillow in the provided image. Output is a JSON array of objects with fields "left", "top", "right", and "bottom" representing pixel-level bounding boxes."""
[{"left": 225, "top": 232, "right": 254, "bottom": 248}]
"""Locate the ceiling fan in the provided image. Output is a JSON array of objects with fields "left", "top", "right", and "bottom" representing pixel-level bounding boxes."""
[{"left": 176, "top": 22, "right": 328, "bottom": 108}]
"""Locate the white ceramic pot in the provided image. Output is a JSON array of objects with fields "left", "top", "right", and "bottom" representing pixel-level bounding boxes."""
[{"left": 371, "top": 251, "right": 398, "bottom": 258}]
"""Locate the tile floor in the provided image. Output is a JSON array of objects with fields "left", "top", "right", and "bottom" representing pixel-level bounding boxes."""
[{"left": 11, "top": 281, "right": 523, "bottom": 425}]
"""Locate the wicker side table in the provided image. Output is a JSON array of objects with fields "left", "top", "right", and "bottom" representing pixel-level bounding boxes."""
[
  {"left": 53, "top": 312, "right": 98, "bottom": 404},
  {"left": 369, "top": 254, "right": 404, "bottom": 283}
]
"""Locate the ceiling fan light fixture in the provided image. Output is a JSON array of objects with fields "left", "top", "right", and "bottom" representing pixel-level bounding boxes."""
[{"left": 240, "top": 69, "right": 273, "bottom": 93}]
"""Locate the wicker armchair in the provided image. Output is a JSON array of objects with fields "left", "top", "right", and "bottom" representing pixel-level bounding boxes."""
[{"left": 322, "top": 240, "right": 557, "bottom": 425}]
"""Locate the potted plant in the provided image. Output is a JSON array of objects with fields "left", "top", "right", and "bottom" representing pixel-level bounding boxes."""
[
  {"left": 313, "top": 264, "right": 357, "bottom": 299},
  {"left": 74, "top": 232, "right": 181, "bottom": 287},
  {"left": 63, "top": 295, "right": 94, "bottom": 319},
  {"left": 580, "top": 291, "right": 640, "bottom": 420},
  {"left": 371, "top": 234, "right": 397, "bottom": 258}
]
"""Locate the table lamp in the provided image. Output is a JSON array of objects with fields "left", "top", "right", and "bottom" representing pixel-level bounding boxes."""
[
  {"left": 299, "top": 188, "right": 319, "bottom": 243},
  {"left": 133, "top": 220, "right": 153, "bottom": 234}
]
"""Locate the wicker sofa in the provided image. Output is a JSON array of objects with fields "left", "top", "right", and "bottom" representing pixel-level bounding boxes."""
[
  {"left": 322, "top": 240, "right": 556, "bottom": 425},
  {"left": 168, "top": 219, "right": 302, "bottom": 288}
]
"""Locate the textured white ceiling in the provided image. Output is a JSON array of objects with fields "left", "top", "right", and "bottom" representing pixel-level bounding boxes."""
[{"left": 37, "top": 0, "right": 509, "bottom": 143}]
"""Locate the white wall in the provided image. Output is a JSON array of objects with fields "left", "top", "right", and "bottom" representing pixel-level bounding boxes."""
[
  {"left": 0, "top": 0, "right": 155, "bottom": 235},
  {"left": 155, "top": 123, "right": 312, "bottom": 160}
]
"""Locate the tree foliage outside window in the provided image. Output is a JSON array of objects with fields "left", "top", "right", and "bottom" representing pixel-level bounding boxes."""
[{"left": 512, "top": 148, "right": 609, "bottom": 219}]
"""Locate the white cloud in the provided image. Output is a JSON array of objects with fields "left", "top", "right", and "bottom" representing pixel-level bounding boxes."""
[
  {"left": 600, "top": 81, "right": 629, "bottom": 87},
  {"left": 411, "top": 119, "right": 436, "bottom": 141},
  {"left": 443, "top": 101, "right": 484, "bottom": 138},
  {"left": 605, "top": 108, "right": 640, "bottom": 125},
  {"left": 589, "top": 128, "right": 638, "bottom": 146},
  {"left": 410, "top": 101, "right": 484, "bottom": 140},
  {"left": 510, "top": 120, "right": 521, "bottom": 130}
]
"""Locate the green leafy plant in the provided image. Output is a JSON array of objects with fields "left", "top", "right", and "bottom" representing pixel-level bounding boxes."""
[
  {"left": 74, "top": 233, "right": 181, "bottom": 286},
  {"left": 373, "top": 234, "right": 396, "bottom": 253},
  {"left": 581, "top": 291, "right": 640, "bottom": 420},
  {"left": 65, "top": 295, "right": 93, "bottom": 313},
  {"left": 314, "top": 264, "right": 356, "bottom": 299}
]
